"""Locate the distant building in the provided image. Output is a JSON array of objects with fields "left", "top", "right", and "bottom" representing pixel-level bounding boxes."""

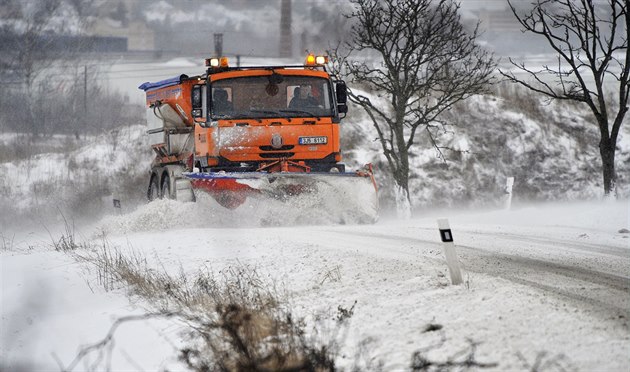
[
  {"left": 90, "top": 18, "right": 155, "bottom": 51},
  {"left": 89, "top": 0, "right": 155, "bottom": 51}
]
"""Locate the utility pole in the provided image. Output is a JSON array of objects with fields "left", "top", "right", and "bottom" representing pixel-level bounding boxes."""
[
  {"left": 214, "top": 33, "right": 223, "bottom": 56},
  {"left": 279, "top": 0, "right": 292, "bottom": 58},
  {"left": 83, "top": 65, "right": 87, "bottom": 111}
]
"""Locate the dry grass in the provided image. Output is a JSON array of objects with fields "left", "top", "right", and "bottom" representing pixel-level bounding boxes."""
[
  {"left": 516, "top": 351, "right": 575, "bottom": 372},
  {"left": 493, "top": 82, "right": 549, "bottom": 122},
  {"left": 71, "top": 242, "right": 338, "bottom": 371},
  {"left": 320, "top": 265, "right": 342, "bottom": 285},
  {"left": 410, "top": 338, "right": 498, "bottom": 371},
  {"left": 0, "top": 232, "right": 15, "bottom": 251},
  {"left": 46, "top": 212, "right": 90, "bottom": 252}
]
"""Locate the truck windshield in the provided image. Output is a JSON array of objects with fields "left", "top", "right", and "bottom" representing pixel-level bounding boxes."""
[{"left": 211, "top": 75, "right": 333, "bottom": 120}]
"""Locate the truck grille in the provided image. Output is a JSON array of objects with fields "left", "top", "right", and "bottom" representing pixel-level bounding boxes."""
[
  {"left": 259, "top": 145, "right": 295, "bottom": 151},
  {"left": 259, "top": 152, "right": 295, "bottom": 159}
]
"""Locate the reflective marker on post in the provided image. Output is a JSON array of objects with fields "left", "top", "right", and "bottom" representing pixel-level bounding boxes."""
[
  {"left": 440, "top": 228, "right": 453, "bottom": 242},
  {"left": 437, "top": 218, "right": 463, "bottom": 285},
  {"left": 505, "top": 177, "right": 514, "bottom": 210}
]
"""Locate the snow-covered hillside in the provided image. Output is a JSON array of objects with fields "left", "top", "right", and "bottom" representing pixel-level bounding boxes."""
[
  {"left": 342, "top": 88, "right": 630, "bottom": 209},
  {"left": 0, "top": 125, "right": 151, "bottom": 229}
]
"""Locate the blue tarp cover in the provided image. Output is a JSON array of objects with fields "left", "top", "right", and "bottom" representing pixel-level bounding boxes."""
[{"left": 138, "top": 75, "right": 186, "bottom": 91}]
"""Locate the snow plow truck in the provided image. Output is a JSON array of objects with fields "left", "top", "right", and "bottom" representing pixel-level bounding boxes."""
[{"left": 139, "top": 55, "right": 378, "bottom": 222}]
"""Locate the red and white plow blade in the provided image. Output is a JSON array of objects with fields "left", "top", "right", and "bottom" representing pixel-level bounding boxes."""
[{"left": 185, "top": 168, "right": 379, "bottom": 224}]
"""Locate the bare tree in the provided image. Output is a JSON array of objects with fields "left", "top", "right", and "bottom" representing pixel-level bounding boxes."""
[
  {"left": 500, "top": 0, "right": 629, "bottom": 196},
  {"left": 1, "top": 0, "right": 64, "bottom": 137},
  {"left": 0, "top": 0, "right": 97, "bottom": 137},
  {"left": 336, "top": 0, "right": 495, "bottom": 214}
]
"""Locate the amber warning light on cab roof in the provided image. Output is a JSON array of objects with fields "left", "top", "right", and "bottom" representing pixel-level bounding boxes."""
[
  {"left": 205, "top": 57, "right": 229, "bottom": 68},
  {"left": 305, "top": 54, "right": 328, "bottom": 66}
]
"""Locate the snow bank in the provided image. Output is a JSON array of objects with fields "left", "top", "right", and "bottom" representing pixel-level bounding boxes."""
[
  {"left": 97, "top": 177, "right": 379, "bottom": 234},
  {"left": 0, "top": 249, "right": 184, "bottom": 371}
]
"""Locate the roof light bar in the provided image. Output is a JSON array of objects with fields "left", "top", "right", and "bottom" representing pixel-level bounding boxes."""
[
  {"left": 315, "top": 56, "right": 328, "bottom": 65},
  {"left": 305, "top": 54, "right": 328, "bottom": 66},
  {"left": 205, "top": 57, "right": 230, "bottom": 71}
]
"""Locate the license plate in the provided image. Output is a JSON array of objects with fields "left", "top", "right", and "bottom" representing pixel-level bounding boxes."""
[{"left": 299, "top": 136, "right": 327, "bottom": 145}]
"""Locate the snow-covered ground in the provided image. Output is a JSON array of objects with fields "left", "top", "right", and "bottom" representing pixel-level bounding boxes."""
[
  {"left": 2, "top": 199, "right": 628, "bottom": 371},
  {"left": 2, "top": 53, "right": 629, "bottom": 372}
]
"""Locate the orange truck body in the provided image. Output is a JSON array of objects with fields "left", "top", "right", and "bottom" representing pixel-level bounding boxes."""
[{"left": 139, "top": 57, "right": 363, "bottom": 208}]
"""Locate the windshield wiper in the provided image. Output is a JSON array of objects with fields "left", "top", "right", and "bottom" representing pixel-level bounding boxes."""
[
  {"left": 248, "top": 109, "right": 282, "bottom": 116},
  {"left": 212, "top": 112, "right": 263, "bottom": 122},
  {"left": 246, "top": 109, "right": 299, "bottom": 121},
  {"left": 280, "top": 109, "right": 324, "bottom": 121},
  {"left": 280, "top": 109, "right": 316, "bottom": 116}
]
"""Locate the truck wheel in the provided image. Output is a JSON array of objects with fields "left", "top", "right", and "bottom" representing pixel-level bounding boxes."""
[
  {"left": 161, "top": 174, "right": 173, "bottom": 199},
  {"left": 148, "top": 176, "right": 160, "bottom": 201}
]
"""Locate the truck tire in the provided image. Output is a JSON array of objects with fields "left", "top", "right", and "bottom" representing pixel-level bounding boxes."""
[
  {"left": 148, "top": 176, "right": 160, "bottom": 201},
  {"left": 161, "top": 174, "right": 173, "bottom": 199}
]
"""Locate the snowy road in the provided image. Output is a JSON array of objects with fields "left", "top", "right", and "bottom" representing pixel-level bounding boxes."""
[
  {"left": 458, "top": 231, "right": 629, "bottom": 319},
  {"left": 2, "top": 199, "right": 629, "bottom": 371},
  {"left": 318, "top": 225, "right": 630, "bottom": 319}
]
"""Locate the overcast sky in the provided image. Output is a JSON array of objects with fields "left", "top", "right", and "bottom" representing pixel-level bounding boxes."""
[{"left": 459, "top": 0, "right": 508, "bottom": 11}]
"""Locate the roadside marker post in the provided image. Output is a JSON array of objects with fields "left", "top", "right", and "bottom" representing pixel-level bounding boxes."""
[
  {"left": 112, "top": 198, "right": 122, "bottom": 215},
  {"left": 505, "top": 177, "right": 514, "bottom": 210},
  {"left": 113, "top": 191, "right": 122, "bottom": 215},
  {"left": 437, "top": 218, "right": 463, "bottom": 285}
]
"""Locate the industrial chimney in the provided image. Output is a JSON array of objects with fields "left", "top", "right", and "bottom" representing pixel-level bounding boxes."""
[{"left": 279, "top": 0, "right": 292, "bottom": 58}]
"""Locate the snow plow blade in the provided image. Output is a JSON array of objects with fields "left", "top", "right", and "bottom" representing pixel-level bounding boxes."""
[{"left": 184, "top": 166, "right": 379, "bottom": 223}]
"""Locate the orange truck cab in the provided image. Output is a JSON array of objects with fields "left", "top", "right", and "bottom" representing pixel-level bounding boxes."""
[{"left": 140, "top": 55, "right": 348, "bottom": 172}]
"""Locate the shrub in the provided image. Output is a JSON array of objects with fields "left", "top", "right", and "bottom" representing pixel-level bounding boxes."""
[{"left": 72, "top": 246, "right": 338, "bottom": 371}]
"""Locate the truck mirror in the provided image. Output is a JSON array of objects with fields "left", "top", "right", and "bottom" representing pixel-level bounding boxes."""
[
  {"left": 192, "top": 85, "right": 203, "bottom": 118},
  {"left": 335, "top": 81, "right": 347, "bottom": 104},
  {"left": 268, "top": 72, "right": 284, "bottom": 84},
  {"left": 265, "top": 82, "right": 279, "bottom": 96},
  {"left": 338, "top": 103, "right": 348, "bottom": 114},
  {"left": 192, "top": 85, "right": 202, "bottom": 109}
]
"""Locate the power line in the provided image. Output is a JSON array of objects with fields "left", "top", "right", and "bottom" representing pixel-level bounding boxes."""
[{"left": 10, "top": 53, "right": 272, "bottom": 70}]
